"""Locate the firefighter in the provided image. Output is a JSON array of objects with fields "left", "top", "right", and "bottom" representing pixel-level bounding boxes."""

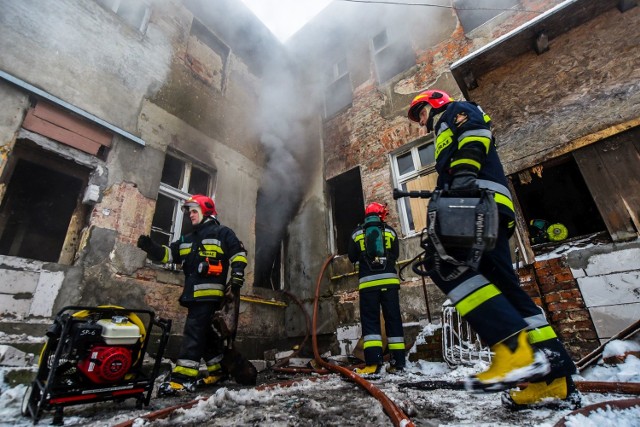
[
  {"left": 407, "top": 90, "right": 580, "bottom": 408},
  {"left": 137, "top": 194, "right": 248, "bottom": 394},
  {"left": 348, "top": 202, "right": 406, "bottom": 374}
]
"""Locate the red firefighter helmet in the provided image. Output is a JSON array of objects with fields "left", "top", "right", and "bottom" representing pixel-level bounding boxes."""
[
  {"left": 182, "top": 194, "right": 217, "bottom": 216},
  {"left": 407, "top": 89, "right": 454, "bottom": 122},
  {"left": 365, "top": 202, "right": 389, "bottom": 221}
]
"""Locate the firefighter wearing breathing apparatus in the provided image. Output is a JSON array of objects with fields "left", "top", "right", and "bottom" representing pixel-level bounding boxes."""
[
  {"left": 348, "top": 202, "right": 406, "bottom": 375},
  {"left": 137, "top": 194, "right": 247, "bottom": 395},
  {"left": 407, "top": 90, "right": 580, "bottom": 408}
]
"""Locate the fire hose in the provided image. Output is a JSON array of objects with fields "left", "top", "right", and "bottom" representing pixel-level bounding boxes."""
[{"left": 311, "top": 255, "right": 415, "bottom": 427}]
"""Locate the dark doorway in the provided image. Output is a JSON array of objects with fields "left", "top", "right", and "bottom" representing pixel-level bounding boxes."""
[
  {"left": 328, "top": 168, "right": 364, "bottom": 254},
  {"left": 0, "top": 158, "right": 85, "bottom": 262},
  {"left": 512, "top": 156, "right": 607, "bottom": 245}
]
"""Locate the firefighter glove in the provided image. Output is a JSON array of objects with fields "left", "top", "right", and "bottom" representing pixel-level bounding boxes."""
[
  {"left": 227, "top": 272, "right": 244, "bottom": 291},
  {"left": 137, "top": 235, "right": 165, "bottom": 261},
  {"left": 450, "top": 171, "right": 479, "bottom": 192}
]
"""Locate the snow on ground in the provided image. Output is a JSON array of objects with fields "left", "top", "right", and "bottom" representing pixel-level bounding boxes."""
[{"left": 1, "top": 338, "right": 639, "bottom": 426}]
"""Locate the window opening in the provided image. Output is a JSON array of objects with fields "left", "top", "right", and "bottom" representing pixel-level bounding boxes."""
[
  {"left": 150, "top": 153, "right": 216, "bottom": 248},
  {"left": 324, "top": 56, "right": 353, "bottom": 118},
  {"left": 328, "top": 168, "right": 364, "bottom": 255},
  {"left": 371, "top": 28, "right": 415, "bottom": 84},
  {"left": 96, "top": 0, "right": 150, "bottom": 33},
  {"left": 0, "top": 141, "right": 90, "bottom": 263},
  {"left": 453, "top": 0, "right": 519, "bottom": 34},
  {"left": 392, "top": 137, "right": 437, "bottom": 235},
  {"left": 512, "top": 156, "right": 607, "bottom": 251}
]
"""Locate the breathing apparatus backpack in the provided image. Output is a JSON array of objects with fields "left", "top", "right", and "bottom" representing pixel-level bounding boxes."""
[
  {"left": 362, "top": 214, "right": 388, "bottom": 270},
  {"left": 393, "top": 187, "right": 499, "bottom": 280}
]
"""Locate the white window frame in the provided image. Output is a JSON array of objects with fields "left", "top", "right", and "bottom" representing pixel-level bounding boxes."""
[
  {"left": 152, "top": 155, "right": 216, "bottom": 244},
  {"left": 391, "top": 136, "right": 437, "bottom": 236}
]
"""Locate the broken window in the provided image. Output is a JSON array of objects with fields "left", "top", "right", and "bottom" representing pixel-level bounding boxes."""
[
  {"left": 324, "top": 56, "right": 353, "bottom": 118},
  {"left": 371, "top": 28, "right": 415, "bottom": 84},
  {"left": 0, "top": 140, "right": 90, "bottom": 263},
  {"left": 328, "top": 168, "right": 365, "bottom": 255},
  {"left": 512, "top": 155, "right": 607, "bottom": 248},
  {"left": 392, "top": 136, "right": 437, "bottom": 235},
  {"left": 96, "top": 0, "right": 151, "bottom": 33},
  {"left": 150, "top": 152, "right": 216, "bottom": 248},
  {"left": 454, "top": 0, "right": 519, "bottom": 34},
  {"left": 187, "top": 19, "right": 231, "bottom": 92}
]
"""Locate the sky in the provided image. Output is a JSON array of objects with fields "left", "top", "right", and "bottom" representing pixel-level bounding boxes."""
[{"left": 239, "top": 0, "right": 333, "bottom": 42}]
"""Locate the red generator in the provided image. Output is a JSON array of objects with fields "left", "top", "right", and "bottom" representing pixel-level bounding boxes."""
[{"left": 21, "top": 305, "right": 171, "bottom": 425}]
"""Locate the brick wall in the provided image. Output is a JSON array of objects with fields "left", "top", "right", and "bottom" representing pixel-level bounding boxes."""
[{"left": 519, "top": 258, "right": 600, "bottom": 360}]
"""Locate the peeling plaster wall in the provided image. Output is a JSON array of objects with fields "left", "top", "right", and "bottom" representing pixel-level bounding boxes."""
[
  {"left": 0, "top": 0, "right": 285, "bottom": 360},
  {"left": 566, "top": 241, "right": 640, "bottom": 343}
]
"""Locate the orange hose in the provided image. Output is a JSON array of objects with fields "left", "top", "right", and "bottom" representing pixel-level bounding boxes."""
[{"left": 312, "top": 255, "right": 415, "bottom": 427}]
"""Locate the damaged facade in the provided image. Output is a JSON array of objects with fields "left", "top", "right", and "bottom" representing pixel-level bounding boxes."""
[{"left": 0, "top": 0, "right": 638, "bottom": 367}]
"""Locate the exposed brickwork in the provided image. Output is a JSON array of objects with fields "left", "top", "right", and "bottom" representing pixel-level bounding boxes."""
[
  {"left": 522, "top": 258, "right": 600, "bottom": 361},
  {"left": 409, "top": 328, "right": 444, "bottom": 363}
]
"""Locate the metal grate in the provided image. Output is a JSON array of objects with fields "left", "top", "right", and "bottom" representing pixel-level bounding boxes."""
[{"left": 442, "top": 304, "right": 493, "bottom": 366}]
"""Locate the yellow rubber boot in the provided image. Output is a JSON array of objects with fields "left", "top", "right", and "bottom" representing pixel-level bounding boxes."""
[
  {"left": 502, "top": 376, "right": 582, "bottom": 410},
  {"left": 466, "top": 330, "right": 550, "bottom": 392},
  {"left": 354, "top": 364, "right": 382, "bottom": 375}
]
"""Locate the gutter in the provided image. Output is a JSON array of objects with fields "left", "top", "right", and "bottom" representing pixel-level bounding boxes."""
[{"left": 0, "top": 69, "right": 145, "bottom": 147}]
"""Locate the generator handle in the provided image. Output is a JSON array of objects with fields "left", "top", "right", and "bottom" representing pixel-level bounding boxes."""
[{"left": 393, "top": 188, "right": 433, "bottom": 199}]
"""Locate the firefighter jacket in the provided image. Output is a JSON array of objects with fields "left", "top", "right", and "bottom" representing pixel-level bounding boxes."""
[
  {"left": 433, "top": 101, "right": 515, "bottom": 223},
  {"left": 347, "top": 218, "right": 400, "bottom": 292},
  {"left": 160, "top": 217, "right": 247, "bottom": 306}
]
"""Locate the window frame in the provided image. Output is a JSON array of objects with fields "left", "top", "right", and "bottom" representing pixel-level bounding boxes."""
[
  {"left": 152, "top": 152, "right": 217, "bottom": 245},
  {"left": 96, "top": 0, "right": 151, "bottom": 33},
  {"left": 324, "top": 55, "right": 353, "bottom": 119},
  {"left": 391, "top": 135, "right": 437, "bottom": 235}
]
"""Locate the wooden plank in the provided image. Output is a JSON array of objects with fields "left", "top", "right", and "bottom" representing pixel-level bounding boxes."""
[
  {"left": 23, "top": 110, "right": 101, "bottom": 155},
  {"left": 33, "top": 101, "right": 112, "bottom": 147},
  {"left": 573, "top": 137, "right": 639, "bottom": 240},
  {"left": 406, "top": 173, "right": 437, "bottom": 232}
]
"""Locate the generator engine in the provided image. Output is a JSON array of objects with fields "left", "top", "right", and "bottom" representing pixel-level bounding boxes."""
[{"left": 47, "top": 314, "right": 142, "bottom": 386}]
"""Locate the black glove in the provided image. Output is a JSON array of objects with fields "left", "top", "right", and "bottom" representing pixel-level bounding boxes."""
[
  {"left": 450, "top": 171, "right": 478, "bottom": 190},
  {"left": 136, "top": 235, "right": 165, "bottom": 261},
  {"left": 227, "top": 271, "right": 244, "bottom": 291}
]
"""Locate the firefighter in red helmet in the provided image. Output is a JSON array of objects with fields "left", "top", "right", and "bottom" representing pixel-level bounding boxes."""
[
  {"left": 137, "top": 194, "right": 250, "bottom": 394},
  {"left": 348, "top": 202, "right": 405, "bottom": 375},
  {"left": 407, "top": 90, "right": 579, "bottom": 409}
]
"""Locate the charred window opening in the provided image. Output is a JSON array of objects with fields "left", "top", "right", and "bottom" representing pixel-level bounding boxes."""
[
  {"left": 188, "top": 19, "right": 231, "bottom": 92},
  {"left": 512, "top": 156, "right": 607, "bottom": 248},
  {"left": 371, "top": 28, "right": 415, "bottom": 84},
  {"left": 324, "top": 56, "right": 353, "bottom": 119},
  {"left": 328, "top": 168, "right": 364, "bottom": 255},
  {"left": 0, "top": 141, "right": 89, "bottom": 263}
]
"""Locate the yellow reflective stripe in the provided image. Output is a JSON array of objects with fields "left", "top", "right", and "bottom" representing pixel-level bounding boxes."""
[
  {"left": 455, "top": 284, "right": 501, "bottom": 317},
  {"left": 194, "top": 289, "right": 225, "bottom": 298},
  {"left": 359, "top": 277, "right": 401, "bottom": 290},
  {"left": 207, "top": 363, "right": 222, "bottom": 373},
  {"left": 179, "top": 247, "right": 190, "bottom": 257},
  {"left": 459, "top": 135, "right": 491, "bottom": 153},
  {"left": 483, "top": 113, "right": 491, "bottom": 123},
  {"left": 231, "top": 254, "right": 248, "bottom": 264},
  {"left": 435, "top": 127, "right": 454, "bottom": 160},
  {"left": 388, "top": 343, "right": 405, "bottom": 350},
  {"left": 161, "top": 247, "right": 171, "bottom": 264},
  {"left": 363, "top": 340, "right": 383, "bottom": 349},
  {"left": 528, "top": 326, "right": 558, "bottom": 344},
  {"left": 495, "top": 192, "right": 514, "bottom": 212},
  {"left": 173, "top": 366, "right": 199, "bottom": 378},
  {"left": 450, "top": 158, "right": 481, "bottom": 170}
]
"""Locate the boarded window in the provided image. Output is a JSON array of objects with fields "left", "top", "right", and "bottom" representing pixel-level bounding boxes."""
[
  {"left": 0, "top": 140, "right": 90, "bottom": 263},
  {"left": 392, "top": 137, "right": 437, "bottom": 235}
]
